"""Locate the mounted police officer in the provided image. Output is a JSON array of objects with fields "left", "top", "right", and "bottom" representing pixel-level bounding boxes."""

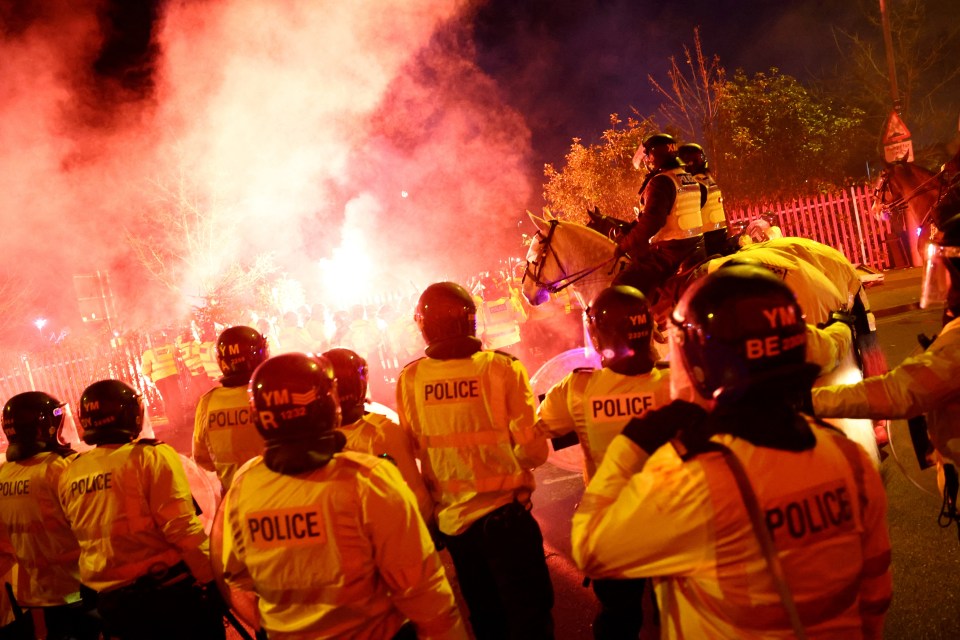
[
  {"left": 614, "top": 133, "right": 706, "bottom": 297},
  {"left": 678, "top": 142, "right": 729, "bottom": 257},
  {"left": 58, "top": 380, "right": 224, "bottom": 639},
  {"left": 572, "top": 265, "right": 892, "bottom": 639}
]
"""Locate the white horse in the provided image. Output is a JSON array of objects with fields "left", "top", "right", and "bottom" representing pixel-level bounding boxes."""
[{"left": 522, "top": 211, "right": 884, "bottom": 465}]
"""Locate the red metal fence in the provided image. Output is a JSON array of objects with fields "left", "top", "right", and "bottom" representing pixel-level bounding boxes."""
[{"left": 728, "top": 183, "right": 894, "bottom": 271}]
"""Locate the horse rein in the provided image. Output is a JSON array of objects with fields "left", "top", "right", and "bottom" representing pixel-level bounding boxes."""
[
  {"left": 874, "top": 164, "right": 947, "bottom": 214},
  {"left": 522, "top": 218, "right": 620, "bottom": 294}
]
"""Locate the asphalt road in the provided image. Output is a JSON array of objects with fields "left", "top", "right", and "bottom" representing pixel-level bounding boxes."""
[{"left": 528, "top": 293, "right": 960, "bottom": 640}]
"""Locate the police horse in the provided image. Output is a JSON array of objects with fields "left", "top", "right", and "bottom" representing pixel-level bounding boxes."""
[
  {"left": 872, "top": 160, "right": 960, "bottom": 265},
  {"left": 521, "top": 210, "right": 883, "bottom": 465}
]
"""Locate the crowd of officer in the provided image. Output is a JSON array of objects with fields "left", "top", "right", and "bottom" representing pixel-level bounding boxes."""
[{"left": 0, "top": 134, "right": 958, "bottom": 639}]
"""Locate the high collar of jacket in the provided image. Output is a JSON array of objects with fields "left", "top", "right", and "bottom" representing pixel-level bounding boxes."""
[{"left": 425, "top": 336, "right": 483, "bottom": 360}]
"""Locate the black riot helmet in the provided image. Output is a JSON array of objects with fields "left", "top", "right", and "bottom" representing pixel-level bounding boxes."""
[
  {"left": 216, "top": 325, "right": 270, "bottom": 386},
  {"left": 77, "top": 380, "right": 144, "bottom": 445},
  {"left": 671, "top": 264, "right": 809, "bottom": 403},
  {"left": 632, "top": 133, "right": 678, "bottom": 172},
  {"left": 677, "top": 143, "right": 708, "bottom": 173},
  {"left": 322, "top": 348, "right": 369, "bottom": 425},
  {"left": 414, "top": 282, "right": 477, "bottom": 346},
  {"left": 586, "top": 286, "right": 656, "bottom": 375},
  {"left": 2, "top": 392, "right": 70, "bottom": 461},
  {"left": 248, "top": 353, "right": 342, "bottom": 474}
]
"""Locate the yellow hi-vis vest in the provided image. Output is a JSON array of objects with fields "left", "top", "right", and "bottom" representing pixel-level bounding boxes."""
[
  {"left": 478, "top": 294, "right": 526, "bottom": 350},
  {"left": 396, "top": 350, "right": 547, "bottom": 535},
  {"left": 693, "top": 172, "right": 727, "bottom": 231},
  {"left": 58, "top": 442, "right": 212, "bottom": 592},
  {"left": 198, "top": 341, "right": 221, "bottom": 378},
  {"left": 218, "top": 452, "right": 466, "bottom": 639},
  {"left": 141, "top": 345, "right": 179, "bottom": 382},
  {"left": 0, "top": 452, "right": 82, "bottom": 606},
  {"left": 649, "top": 168, "right": 704, "bottom": 243},
  {"left": 193, "top": 385, "right": 263, "bottom": 490},
  {"left": 537, "top": 366, "right": 673, "bottom": 483},
  {"left": 572, "top": 421, "right": 892, "bottom": 639}
]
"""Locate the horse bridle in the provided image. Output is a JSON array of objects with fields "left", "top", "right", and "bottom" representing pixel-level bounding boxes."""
[
  {"left": 874, "top": 164, "right": 948, "bottom": 223},
  {"left": 521, "top": 218, "right": 619, "bottom": 294}
]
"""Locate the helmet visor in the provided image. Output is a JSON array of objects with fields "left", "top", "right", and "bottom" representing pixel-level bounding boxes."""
[{"left": 920, "top": 242, "right": 960, "bottom": 309}]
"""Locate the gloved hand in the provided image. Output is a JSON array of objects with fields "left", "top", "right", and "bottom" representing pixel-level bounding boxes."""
[
  {"left": 817, "top": 309, "right": 855, "bottom": 331},
  {"left": 621, "top": 400, "right": 707, "bottom": 455}
]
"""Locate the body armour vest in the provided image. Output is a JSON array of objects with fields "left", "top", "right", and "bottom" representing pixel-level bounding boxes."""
[{"left": 649, "top": 168, "right": 704, "bottom": 243}]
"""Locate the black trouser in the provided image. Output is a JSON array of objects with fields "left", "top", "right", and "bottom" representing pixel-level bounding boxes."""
[
  {"left": 95, "top": 564, "right": 224, "bottom": 640},
  {"left": 613, "top": 237, "right": 705, "bottom": 298},
  {"left": 443, "top": 502, "right": 555, "bottom": 640},
  {"left": 591, "top": 578, "right": 647, "bottom": 640},
  {"left": 43, "top": 601, "right": 102, "bottom": 640}
]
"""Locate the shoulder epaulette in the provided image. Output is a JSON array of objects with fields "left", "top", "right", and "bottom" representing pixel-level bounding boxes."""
[
  {"left": 134, "top": 438, "right": 164, "bottom": 447},
  {"left": 654, "top": 360, "right": 670, "bottom": 370},
  {"left": 573, "top": 366, "right": 596, "bottom": 373},
  {"left": 493, "top": 349, "right": 520, "bottom": 361}
]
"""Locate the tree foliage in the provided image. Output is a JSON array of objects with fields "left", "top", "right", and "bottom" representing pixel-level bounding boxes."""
[
  {"left": 541, "top": 113, "right": 658, "bottom": 223},
  {"left": 712, "top": 68, "right": 869, "bottom": 207}
]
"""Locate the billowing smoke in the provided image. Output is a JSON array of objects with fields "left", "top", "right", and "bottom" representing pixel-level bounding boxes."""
[{"left": 0, "top": 0, "right": 534, "bottom": 346}]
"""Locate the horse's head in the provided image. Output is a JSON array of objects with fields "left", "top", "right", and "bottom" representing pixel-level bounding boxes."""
[{"left": 521, "top": 211, "right": 619, "bottom": 308}]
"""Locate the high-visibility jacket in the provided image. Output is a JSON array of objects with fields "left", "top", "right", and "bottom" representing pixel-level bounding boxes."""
[
  {"left": 339, "top": 411, "right": 434, "bottom": 521},
  {"left": 343, "top": 318, "right": 383, "bottom": 362},
  {"left": 178, "top": 338, "right": 204, "bottom": 375},
  {"left": 0, "top": 452, "right": 82, "bottom": 606},
  {"left": 141, "top": 344, "right": 179, "bottom": 382},
  {"left": 198, "top": 340, "right": 221, "bottom": 379},
  {"left": 813, "top": 317, "right": 960, "bottom": 467},
  {"left": 692, "top": 172, "right": 727, "bottom": 232},
  {"left": 572, "top": 420, "right": 892, "bottom": 639},
  {"left": 193, "top": 385, "right": 263, "bottom": 490},
  {"left": 477, "top": 293, "right": 527, "bottom": 350},
  {"left": 396, "top": 350, "right": 547, "bottom": 535},
  {"left": 219, "top": 452, "right": 467, "bottom": 640},
  {"left": 537, "top": 366, "right": 672, "bottom": 483},
  {"left": 647, "top": 168, "right": 704, "bottom": 243},
  {"left": 58, "top": 441, "right": 212, "bottom": 591}
]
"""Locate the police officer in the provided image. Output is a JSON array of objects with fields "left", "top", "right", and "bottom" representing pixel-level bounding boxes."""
[
  {"left": 475, "top": 273, "right": 528, "bottom": 354},
  {"left": 572, "top": 265, "right": 892, "bottom": 638},
  {"left": 813, "top": 212, "right": 960, "bottom": 530},
  {"left": 193, "top": 326, "right": 269, "bottom": 491},
  {"left": 141, "top": 330, "right": 187, "bottom": 431},
  {"left": 537, "top": 286, "right": 672, "bottom": 639},
  {"left": 323, "top": 347, "right": 434, "bottom": 519},
  {"left": 58, "top": 380, "right": 224, "bottom": 639},
  {"left": 396, "top": 282, "right": 554, "bottom": 640},
  {"left": 218, "top": 353, "right": 466, "bottom": 639},
  {"left": 0, "top": 393, "right": 99, "bottom": 639},
  {"left": 614, "top": 133, "right": 706, "bottom": 297},
  {"left": 678, "top": 142, "right": 728, "bottom": 257}
]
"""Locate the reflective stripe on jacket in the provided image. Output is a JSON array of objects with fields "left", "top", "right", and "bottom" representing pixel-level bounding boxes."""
[
  {"left": 339, "top": 411, "right": 435, "bottom": 522},
  {"left": 141, "top": 345, "right": 179, "bottom": 382},
  {"left": 58, "top": 442, "right": 211, "bottom": 591},
  {"left": 693, "top": 172, "right": 727, "bottom": 231},
  {"left": 0, "top": 453, "right": 82, "bottom": 605},
  {"left": 572, "top": 421, "right": 892, "bottom": 639},
  {"left": 396, "top": 350, "right": 546, "bottom": 535},
  {"left": 648, "top": 168, "right": 704, "bottom": 243},
  {"left": 537, "top": 367, "right": 672, "bottom": 483},
  {"left": 193, "top": 386, "right": 263, "bottom": 490},
  {"left": 219, "top": 452, "right": 467, "bottom": 639}
]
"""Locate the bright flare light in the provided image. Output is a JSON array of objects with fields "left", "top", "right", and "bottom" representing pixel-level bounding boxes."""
[
  {"left": 34, "top": 318, "right": 47, "bottom": 332},
  {"left": 318, "top": 234, "right": 376, "bottom": 307}
]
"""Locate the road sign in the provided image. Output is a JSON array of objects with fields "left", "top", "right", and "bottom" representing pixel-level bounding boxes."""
[
  {"left": 882, "top": 110, "right": 911, "bottom": 144},
  {"left": 884, "top": 140, "right": 914, "bottom": 163}
]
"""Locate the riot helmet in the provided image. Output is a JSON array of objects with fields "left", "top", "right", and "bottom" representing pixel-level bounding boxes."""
[
  {"left": 921, "top": 213, "right": 960, "bottom": 311},
  {"left": 322, "top": 348, "right": 368, "bottom": 424},
  {"left": 677, "top": 143, "right": 708, "bottom": 173},
  {"left": 2, "top": 392, "right": 71, "bottom": 461},
  {"left": 585, "top": 286, "right": 656, "bottom": 374},
  {"left": 217, "top": 325, "right": 270, "bottom": 386},
  {"left": 415, "top": 282, "right": 477, "bottom": 346},
  {"left": 77, "top": 380, "right": 144, "bottom": 445},
  {"left": 632, "top": 133, "right": 677, "bottom": 171},
  {"left": 671, "top": 264, "right": 808, "bottom": 402},
  {"left": 248, "top": 353, "right": 342, "bottom": 474}
]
